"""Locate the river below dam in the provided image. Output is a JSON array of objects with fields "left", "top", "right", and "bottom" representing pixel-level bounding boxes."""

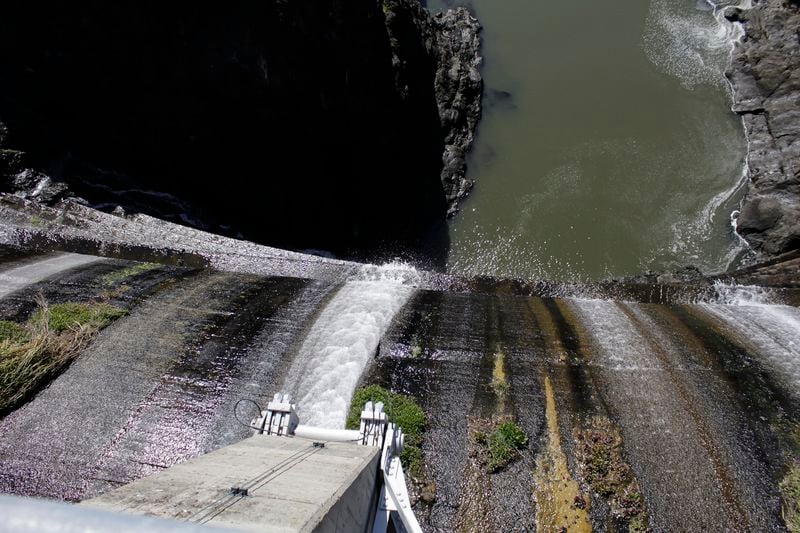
[{"left": 432, "top": 0, "right": 751, "bottom": 281}]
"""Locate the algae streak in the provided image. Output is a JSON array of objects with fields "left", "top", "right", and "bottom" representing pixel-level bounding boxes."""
[
  {"left": 491, "top": 346, "right": 509, "bottom": 409},
  {"left": 534, "top": 375, "right": 592, "bottom": 532}
]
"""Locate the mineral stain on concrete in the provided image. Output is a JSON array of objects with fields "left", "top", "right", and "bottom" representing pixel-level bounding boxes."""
[{"left": 533, "top": 375, "right": 592, "bottom": 533}]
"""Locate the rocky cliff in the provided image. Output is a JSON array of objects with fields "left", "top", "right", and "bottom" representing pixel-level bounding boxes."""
[
  {"left": 381, "top": 2, "right": 482, "bottom": 216},
  {"left": 727, "top": 0, "right": 800, "bottom": 258},
  {"left": 0, "top": 1, "right": 481, "bottom": 266}
]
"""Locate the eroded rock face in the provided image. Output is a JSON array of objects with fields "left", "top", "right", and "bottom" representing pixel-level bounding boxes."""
[
  {"left": 432, "top": 9, "right": 483, "bottom": 215},
  {"left": 729, "top": 0, "right": 800, "bottom": 258},
  {"left": 0, "top": 1, "right": 481, "bottom": 266},
  {"left": 0, "top": 122, "right": 71, "bottom": 205},
  {"left": 377, "top": 1, "right": 482, "bottom": 217}
]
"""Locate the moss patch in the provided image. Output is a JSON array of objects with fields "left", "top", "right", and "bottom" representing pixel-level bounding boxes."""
[
  {"left": 101, "top": 262, "right": 160, "bottom": 286},
  {"left": 782, "top": 460, "right": 800, "bottom": 532},
  {"left": 32, "top": 302, "right": 126, "bottom": 333},
  {"left": 574, "top": 416, "right": 649, "bottom": 530},
  {"left": 471, "top": 416, "right": 528, "bottom": 473},
  {"left": 0, "top": 320, "right": 30, "bottom": 343},
  {"left": 1, "top": 298, "right": 126, "bottom": 414},
  {"left": 346, "top": 384, "right": 426, "bottom": 477}
]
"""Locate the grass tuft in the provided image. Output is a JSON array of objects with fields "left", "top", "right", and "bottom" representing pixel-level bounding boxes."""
[
  {"left": 782, "top": 460, "right": 800, "bottom": 532},
  {"left": 32, "top": 302, "right": 126, "bottom": 333},
  {"left": 0, "top": 320, "right": 30, "bottom": 343},
  {"left": 346, "top": 384, "right": 426, "bottom": 477},
  {"left": 0, "top": 297, "right": 126, "bottom": 414},
  {"left": 101, "top": 262, "right": 160, "bottom": 286},
  {"left": 470, "top": 417, "right": 528, "bottom": 472},
  {"left": 486, "top": 420, "right": 527, "bottom": 471}
]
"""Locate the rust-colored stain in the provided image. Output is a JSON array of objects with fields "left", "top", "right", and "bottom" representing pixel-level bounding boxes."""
[{"left": 534, "top": 375, "right": 592, "bottom": 533}]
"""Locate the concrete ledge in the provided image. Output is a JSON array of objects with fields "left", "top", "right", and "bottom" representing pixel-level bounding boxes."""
[{"left": 82, "top": 436, "right": 380, "bottom": 533}]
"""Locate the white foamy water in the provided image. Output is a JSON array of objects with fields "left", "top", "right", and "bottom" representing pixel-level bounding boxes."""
[
  {"left": 663, "top": 165, "right": 749, "bottom": 270},
  {"left": 699, "top": 302, "right": 800, "bottom": 393},
  {"left": 704, "top": 280, "right": 778, "bottom": 306},
  {"left": 282, "top": 263, "right": 417, "bottom": 428},
  {"left": 644, "top": 0, "right": 750, "bottom": 90},
  {"left": 566, "top": 299, "right": 662, "bottom": 371}
]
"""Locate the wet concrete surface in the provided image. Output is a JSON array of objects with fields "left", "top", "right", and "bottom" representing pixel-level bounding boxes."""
[
  {"left": 477, "top": 295, "right": 543, "bottom": 533},
  {"left": 371, "top": 291, "right": 797, "bottom": 532},
  {"left": 623, "top": 303, "right": 782, "bottom": 530},
  {"left": 0, "top": 269, "right": 330, "bottom": 501},
  {"left": 0, "top": 254, "right": 187, "bottom": 322},
  {"left": 0, "top": 252, "right": 102, "bottom": 299},
  {"left": 0, "top": 245, "right": 797, "bottom": 532},
  {"left": 379, "top": 290, "right": 487, "bottom": 530},
  {"left": 376, "top": 290, "right": 548, "bottom": 532},
  {"left": 566, "top": 299, "right": 787, "bottom": 532},
  {"left": 84, "top": 275, "right": 314, "bottom": 498}
]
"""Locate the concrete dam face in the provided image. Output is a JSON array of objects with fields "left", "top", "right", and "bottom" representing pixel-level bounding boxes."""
[
  {"left": 0, "top": 208, "right": 798, "bottom": 532},
  {"left": 1, "top": 0, "right": 799, "bottom": 530}
]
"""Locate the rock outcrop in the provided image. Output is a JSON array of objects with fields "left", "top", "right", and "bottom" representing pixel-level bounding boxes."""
[
  {"left": 728, "top": 0, "right": 800, "bottom": 258},
  {"left": 0, "top": 1, "right": 481, "bottom": 266},
  {"left": 0, "top": 124, "right": 71, "bottom": 205},
  {"left": 382, "top": 2, "right": 482, "bottom": 216}
]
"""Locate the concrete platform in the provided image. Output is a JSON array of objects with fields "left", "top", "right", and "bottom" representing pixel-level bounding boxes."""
[{"left": 82, "top": 436, "right": 381, "bottom": 533}]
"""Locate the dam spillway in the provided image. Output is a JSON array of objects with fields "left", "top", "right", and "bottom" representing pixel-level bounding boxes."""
[
  {"left": 0, "top": 238, "right": 798, "bottom": 531},
  {"left": 282, "top": 264, "right": 417, "bottom": 429},
  {"left": 0, "top": 0, "right": 798, "bottom": 528}
]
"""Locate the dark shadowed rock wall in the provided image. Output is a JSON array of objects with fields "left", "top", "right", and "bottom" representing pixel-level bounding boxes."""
[
  {"left": 0, "top": 1, "right": 481, "bottom": 267},
  {"left": 728, "top": 0, "right": 800, "bottom": 259}
]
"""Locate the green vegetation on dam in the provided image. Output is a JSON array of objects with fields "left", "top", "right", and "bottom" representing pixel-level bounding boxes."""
[
  {"left": 0, "top": 0, "right": 799, "bottom": 531},
  {"left": 0, "top": 232, "right": 798, "bottom": 532}
]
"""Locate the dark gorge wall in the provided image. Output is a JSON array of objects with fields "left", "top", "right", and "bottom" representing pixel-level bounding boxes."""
[
  {"left": 0, "top": 1, "right": 480, "bottom": 267},
  {"left": 728, "top": 0, "right": 800, "bottom": 258}
]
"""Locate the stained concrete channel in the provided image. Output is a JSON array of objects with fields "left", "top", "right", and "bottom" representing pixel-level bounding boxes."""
[
  {"left": 0, "top": 249, "right": 338, "bottom": 501},
  {"left": 0, "top": 246, "right": 799, "bottom": 532},
  {"left": 374, "top": 289, "right": 799, "bottom": 532}
]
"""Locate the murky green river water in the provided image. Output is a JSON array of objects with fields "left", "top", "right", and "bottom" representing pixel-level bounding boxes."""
[{"left": 432, "top": 0, "right": 750, "bottom": 280}]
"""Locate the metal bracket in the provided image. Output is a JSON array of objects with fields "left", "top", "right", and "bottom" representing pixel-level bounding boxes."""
[{"left": 251, "top": 392, "right": 298, "bottom": 436}]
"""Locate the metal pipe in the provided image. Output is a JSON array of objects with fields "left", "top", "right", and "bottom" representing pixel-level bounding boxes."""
[
  {"left": 294, "top": 425, "right": 360, "bottom": 442},
  {"left": 0, "top": 495, "right": 236, "bottom": 533}
]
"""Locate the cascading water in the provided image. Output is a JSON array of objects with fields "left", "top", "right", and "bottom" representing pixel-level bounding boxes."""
[
  {"left": 698, "top": 298, "right": 800, "bottom": 394},
  {"left": 281, "top": 263, "right": 418, "bottom": 429},
  {"left": 566, "top": 298, "right": 660, "bottom": 371},
  {"left": 562, "top": 295, "right": 793, "bottom": 529},
  {"left": 706, "top": 279, "right": 778, "bottom": 306}
]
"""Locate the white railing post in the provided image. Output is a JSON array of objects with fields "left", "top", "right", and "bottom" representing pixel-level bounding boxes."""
[
  {"left": 251, "top": 392, "right": 298, "bottom": 436},
  {"left": 251, "top": 391, "right": 423, "bottom": 533}
]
